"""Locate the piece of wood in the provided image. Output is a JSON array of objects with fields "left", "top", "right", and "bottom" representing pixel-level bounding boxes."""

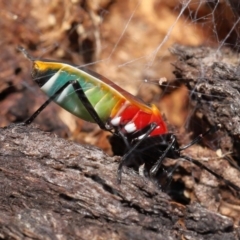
[
  {"left": 0, "top": 124, "right": 238, "bottom": 239},
  {"left": 171, "top": 45, "right": 240, "bottom": 158}
]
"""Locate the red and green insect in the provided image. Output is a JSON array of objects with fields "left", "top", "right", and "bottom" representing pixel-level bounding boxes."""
[{"left": 19, "top": 47, "right": 240, "bottom": 191}]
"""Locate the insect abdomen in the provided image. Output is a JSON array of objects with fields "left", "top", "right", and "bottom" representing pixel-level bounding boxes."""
[{"left": 36, "top": 63, "right": 123, "bottom": 123}]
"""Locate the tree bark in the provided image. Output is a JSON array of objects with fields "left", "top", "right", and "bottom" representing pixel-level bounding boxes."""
[
  {"left": 0, "top": 124, "right": 238, "bottom": 240},
  {"left": 171, "top": 45, "right": 240, "bottom": 158}
]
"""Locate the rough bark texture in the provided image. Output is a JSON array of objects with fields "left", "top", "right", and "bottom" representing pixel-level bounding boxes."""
[
  {"left": 171, "top": 45, "right": 240, "bottom": 158},
  {"left": 0, "top": 124, "right": 239, "bottom": 240}
]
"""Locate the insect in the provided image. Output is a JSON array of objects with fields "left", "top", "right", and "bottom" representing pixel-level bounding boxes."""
[{"left": 18, "top": 47, "right": 240, "bottom": 192}]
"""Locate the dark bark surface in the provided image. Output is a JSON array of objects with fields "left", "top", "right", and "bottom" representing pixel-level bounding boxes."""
[
  {"left": 0, "top": 124, "right": 239, "bottom": 240},
  {"left": 171, "top": 45, "right": 240, "bottom": 159}
]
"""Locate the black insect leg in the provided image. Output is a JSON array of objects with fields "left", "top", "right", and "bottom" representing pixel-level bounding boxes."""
[
  {"left": 149, "top": 135, "right": 177, "bottom": 179},
  {"left": 24, "top": 98, "right": 53, "bottom": 125},
  {"left": 159, "top": 162, "right": 181, "bottom": 191},
  {"left": 70, "top": 80, "right": 108, "bottom": 131},
  {"left": 118, "top": 130, "right": 131, "bottom": 150},
  {"left": 179, "top": 124, "right": 220, "bottom": 151},
  {"left": 182, "top": 155, "right": 240, "bottom": 192},
  {"left": 25, "top": 80, "right": 110, "bottom": 131},
  {"left": 24, "top": 81, "right": 74, "bottom": 125},
  {"left": 117, "top": 122, "right": 157, "bottom": 183},
  {"left": 148, "top": 124, "right": 221, "bottom": 179}
]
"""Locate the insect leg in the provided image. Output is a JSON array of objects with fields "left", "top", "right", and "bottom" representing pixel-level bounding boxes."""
[
  {"left": 179, "top": 124, "right": 220, "bottom": 151},
  {"left": 25, "top": 80, "right": 109, "bottom": 131},
  {"left": 117, "top": 122, "right": 157, "bottom": 183},
  {"left": 24, "top": 81, "right": 74, "bottom": 125},
  {"left": 181, "top": 155, "right": 240, "bottom": 192},
  {"left": 70, "top": 80, "right": 108, "bottom": 130},
  {"left": 160, "top": 162, "right": 181, "bottom": 191},
  {"left": 149, "top": 135, "right": 177, "bottom": 179}
]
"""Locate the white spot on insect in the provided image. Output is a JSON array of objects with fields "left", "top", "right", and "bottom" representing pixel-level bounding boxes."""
[
  {"left": 124, "top": 122, "right": 136, "bottom": 133},
  {"left": 110, "top": 117, "right": 121, "bottom": 126},
  {"left": 138, "top": 134, "right": 146, "bottom": 140}
]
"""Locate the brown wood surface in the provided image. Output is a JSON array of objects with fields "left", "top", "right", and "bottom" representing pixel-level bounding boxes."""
[
  {"left": 0, "top": 124, "right": 238, "bottom": 240},
  {"left": 172, "top": 45, "right": 240, "bottom": 158}
]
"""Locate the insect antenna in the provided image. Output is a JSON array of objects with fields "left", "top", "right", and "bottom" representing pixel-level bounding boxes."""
[{"left": 17, "top": 46, "right": 36, "bottom": 61}]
